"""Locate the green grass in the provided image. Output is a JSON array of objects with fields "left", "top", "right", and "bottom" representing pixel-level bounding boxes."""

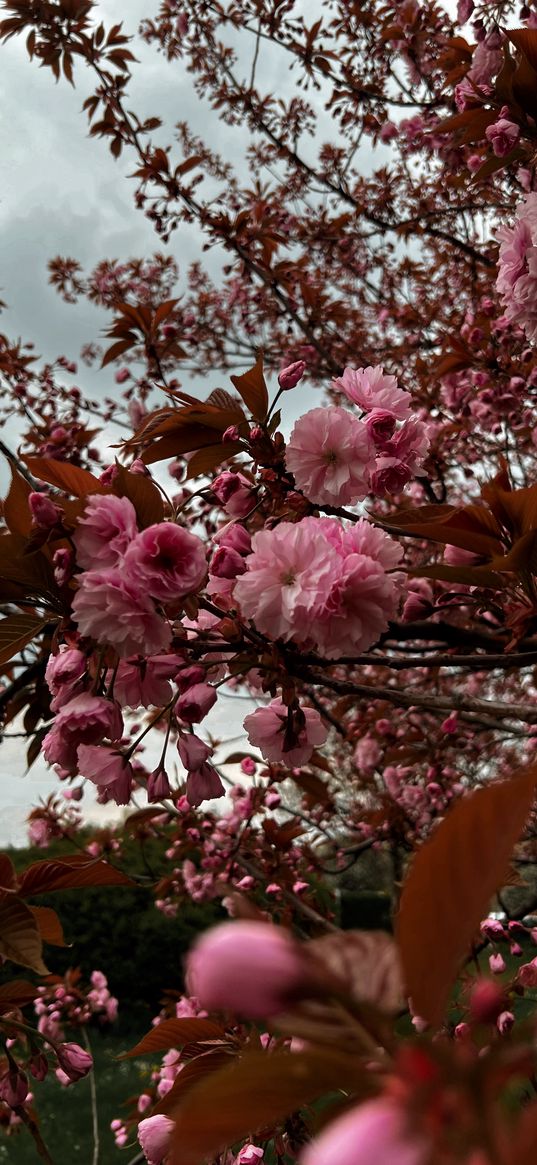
[{"left": 0, "top": 1030, "right": 151, "bottom": 1165}]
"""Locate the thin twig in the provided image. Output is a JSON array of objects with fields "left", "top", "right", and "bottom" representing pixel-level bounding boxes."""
[
  {"left": 14, "top": 1105, "right": 55, "bottom": 1164},
  {"left": 82, "top": 1028, "right": 100, "bottom": 1165}
]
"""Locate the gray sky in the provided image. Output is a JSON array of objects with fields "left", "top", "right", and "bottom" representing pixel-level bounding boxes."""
[{"left": 0, "top": 1, "right": 275, "bottom": 843}]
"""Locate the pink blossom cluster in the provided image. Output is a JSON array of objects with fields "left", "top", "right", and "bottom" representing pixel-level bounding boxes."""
[
  {"left": 285, "top": 366, "right": 429, "bottom": 504},
  {"left": 34, "top": 970, "right": 118, "bottom": 1046},
  {"left": 71, "top": 494, "right": 207, "bottom": 657},
  {"left": 497, "top": 193, "right": 537, "bottom": 343},
  {"left": 234, "top": 516, "right": 403, "bottom": 658}
]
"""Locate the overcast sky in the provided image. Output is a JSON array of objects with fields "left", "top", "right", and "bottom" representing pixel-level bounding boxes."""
[{"left": 1, "top": 0, "right": 284, "bottom": 844}]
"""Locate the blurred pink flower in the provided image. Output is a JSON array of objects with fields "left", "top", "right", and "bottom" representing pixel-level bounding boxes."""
[
  {"left": 72, "top": 568, "right": 172, "bottom": 657},
  {"left": 187, "top": 921, "right": 306, "bottom": 1018},
  {"left": 73, "top": 493, "right": 138, "bottom": 570},
  {"left": 285, "top": 406, "right": 372, "bottom": 506},
  {"left": 124, "top": 522, "right": 206, "bottom": 601},
  {"left": 301, "top": 1099, "right": 429, "bottom": 1165},
  {"left": 243, "top": 699, "right": 327, "bottom": 766}
]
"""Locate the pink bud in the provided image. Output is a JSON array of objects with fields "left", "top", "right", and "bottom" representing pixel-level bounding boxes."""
[
  {"left": 176, "top": 665, "right": 206, "bottom": 694},
  {"left": 177, "top": 733, "right": 211, "bottom": 771},
  {"left": 497, "top": 1010, "right": 514, "bottom": 1034},
  {"left": 240, "top": 757, "right": 256, "bottom": 775},
  {"left": 115, "top": 367, "right": 130, "bottom": 383},
  {"left": 147, "top": 765, "right": 172, "bottom": 802},
  {"left": 211, "top": 546, "right": 246, "bottom": 579},
  {"left": 278, "top": 360, "right": 306, "bottom": 391},
  {"left": 516, "top": 958, "right": 537, "bottom": 987},
  {"left": 301, "top": 1099, "right": 429, "bottom": 1165},
  {"left": 364, "top": 408, "right": 397, "bottom": 445},
  {"left": 185, "top": 762, "right": 225, "bottom": 806},
  {"left": 469, "top": 979, "right": 506, "bottom": 1024},
  {"left": 53, "top": 547, "right": 75, "bottom": 586},
  {"left": 29, "top": 491, "right": 63, "bottom": 530},
  {"left": 138, "top": 1114, "right": 175, "bottom": 1165},
  {"left": 222, "top": 425, "right": 240, "bottom": 443},
  {"left": 187, "top": 921, "right": 307, "bottom": 1018},
  {"left": 175, "top": 683, "right": 217, "bottom": 724},
  {"left": 55, "top": 1042, "right": 93, "bottom": 1083},
  {"left": 213, "top": 522, "right": 251, "bottom": 555},
  {"left": 0, "top": 1066, "right": 29, "bottom": 1107},
  {"left": 29, "top": 1052, "right": 49, "bottom": 1081}
]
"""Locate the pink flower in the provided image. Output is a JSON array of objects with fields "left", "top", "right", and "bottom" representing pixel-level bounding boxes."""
[
  {"left": 370, "top": 457, "right": 412, "bottom": 495},
  {"left": 364, "top": 408, "right": 397, "bottom": 445},
  {"left": 516, "top": 957, "right": 537, "bottom": 987},
  {"left": 186, "top": 921, "right": 307, "bottom": 1018},
  {"left": 72, "top": 569, "right": 172, "bottom": 658},
  {"left": 123, "top": 522, "right": 206, "bottom": 601},
  {"left": 185, "top": 763, "right": 225, "bottom": 806},
  {"left": 485, "top": 115, "right": 520, "bottom": 157},
  {"left": 77, "top": 745, "right": 134, "bottom": 805},
  {"left": 340, "top": 519, "right": 404, "bottom": 571},
  {"left": 213, "top": 522, "right": 252, "bottom": 555},
  {"left": 236, "top": 1147, "right": 264, "bottom": 1165},
  {"left": 497, "top": 194, "right": 537, "bottom": 342},
  {"left": 212, "top": 471, "right": 256, "bottom": 518},
  {"left": 73, "top": 494, "right": 138, "bottom": 570},
  {"left": 333, "top": 365, "right": 411, "bottom": 419},
  {"left": 138, "top": 1115, "right": 175, "bottom": 1165},
  {"left": 210, "top": 545, "right": 246, "bottom": 579},
  {"left": 55, "top": 1043, "right": 93, "bottom": 1083},
  {"left": 300, "top": 1099, "right": 429, "bottom": 1165},
  {"left": 233, "top": 518, "right": 335, "bottom": 643},
  {"left": 388, "top": 418, "right": 430, "bottom": 470},
  {"left": 45, "top": 647, "right": 87, "bottom": 711},
  {"left": 111, "top": 656, "right": 181, "bottom": 708},
  {"left": 314, "top": 554, "right": 402, "bottom": 659},
  {"left": 243, "top": 699, "right": 327, "bottom": 766},
  {"left": 29, "top": 491, "right": 63, "bottom": 529},
  {"left": 175, "top": 683, "right": 217, "bottom": 724},
  {"left": 43, "top": 694, "right": 123, "bottom": 773},
  {"left": 278, "top": 360, "right": 306, "bottom": 390},
  {"left": 285, "top": 407, "right": 371, "bottom": 506}
]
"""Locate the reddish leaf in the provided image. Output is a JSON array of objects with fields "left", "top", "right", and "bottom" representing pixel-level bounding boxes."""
[
  {"left": 167, "top": 1048, "right": 365, "bottom": 1165},
  {"left": 0, "top": 856, "right": 16, "bottom": 891},
  {"left": 112, "top": 464, "right": 164, "bottom": 527},
  {"left": 185, "top": 441, "right": 242, "bottom": 480},
  {"left": 154, "top": 1050, "right": 236, "bottom": 1116},
  {"left": 230, "top": 356, "right": 269, "bottom": 421},
  {"left": 18, "top": 855, "right": 133, "bottom": 897},
  {"left": 396, "top": 764, "right": 537, "bottom": 1027},
  {"left": 119, "top": 1018, "right": 226, "bottom": 1059},
  {"left": 0, "top": 612, "right": 49, "bottom": 667},
  {"left": 29, "top": 906, "right": 67, "bottom": 947},
  {"left": 3, "top": 465, "right": 32, "bottom": 537},
  {"left": 22, "top": 457, "right": 103, "bottom": 498},
  {"left": 508, "top": 27, "right": 537, "bottom": 72},
  {"left": 0, "top": 979, "right": 39, "bottom": 1012},
  {"left": 309, "top": 931, "right": 404, "bottom": 1013},
  {"left": 0, "top": 894, "right": 48, "bottom": 975}
]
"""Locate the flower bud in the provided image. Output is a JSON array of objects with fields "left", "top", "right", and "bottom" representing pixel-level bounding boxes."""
[
  {"left": 301, "top": 1099, "right": 429, "bottom": 1165},
  {"left": 278, "top": 360, "right": 306, "bottom": 390},
  {"left": 186, "top": 921, "right": 308, "bottom": 1018},
  {"left": 469, "top": 979, "right": 507, "bottom": 1024},
  {"left": 29, "top": 491, "right": 63, "bottom": 530},
  {"left": 55, "top": 1042, "right": 93, "bottom": 1082},
  {"left": 0, "top": 1066, "right": 29, "bottom": 1107},
  {"left": 175, "top": 683, "right": 217, "bottom": 724}
]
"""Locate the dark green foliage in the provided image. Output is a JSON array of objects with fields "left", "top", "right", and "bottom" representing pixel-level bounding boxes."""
[{"left": 6, "top": 832, "right": 224, "bottom": 1029}]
